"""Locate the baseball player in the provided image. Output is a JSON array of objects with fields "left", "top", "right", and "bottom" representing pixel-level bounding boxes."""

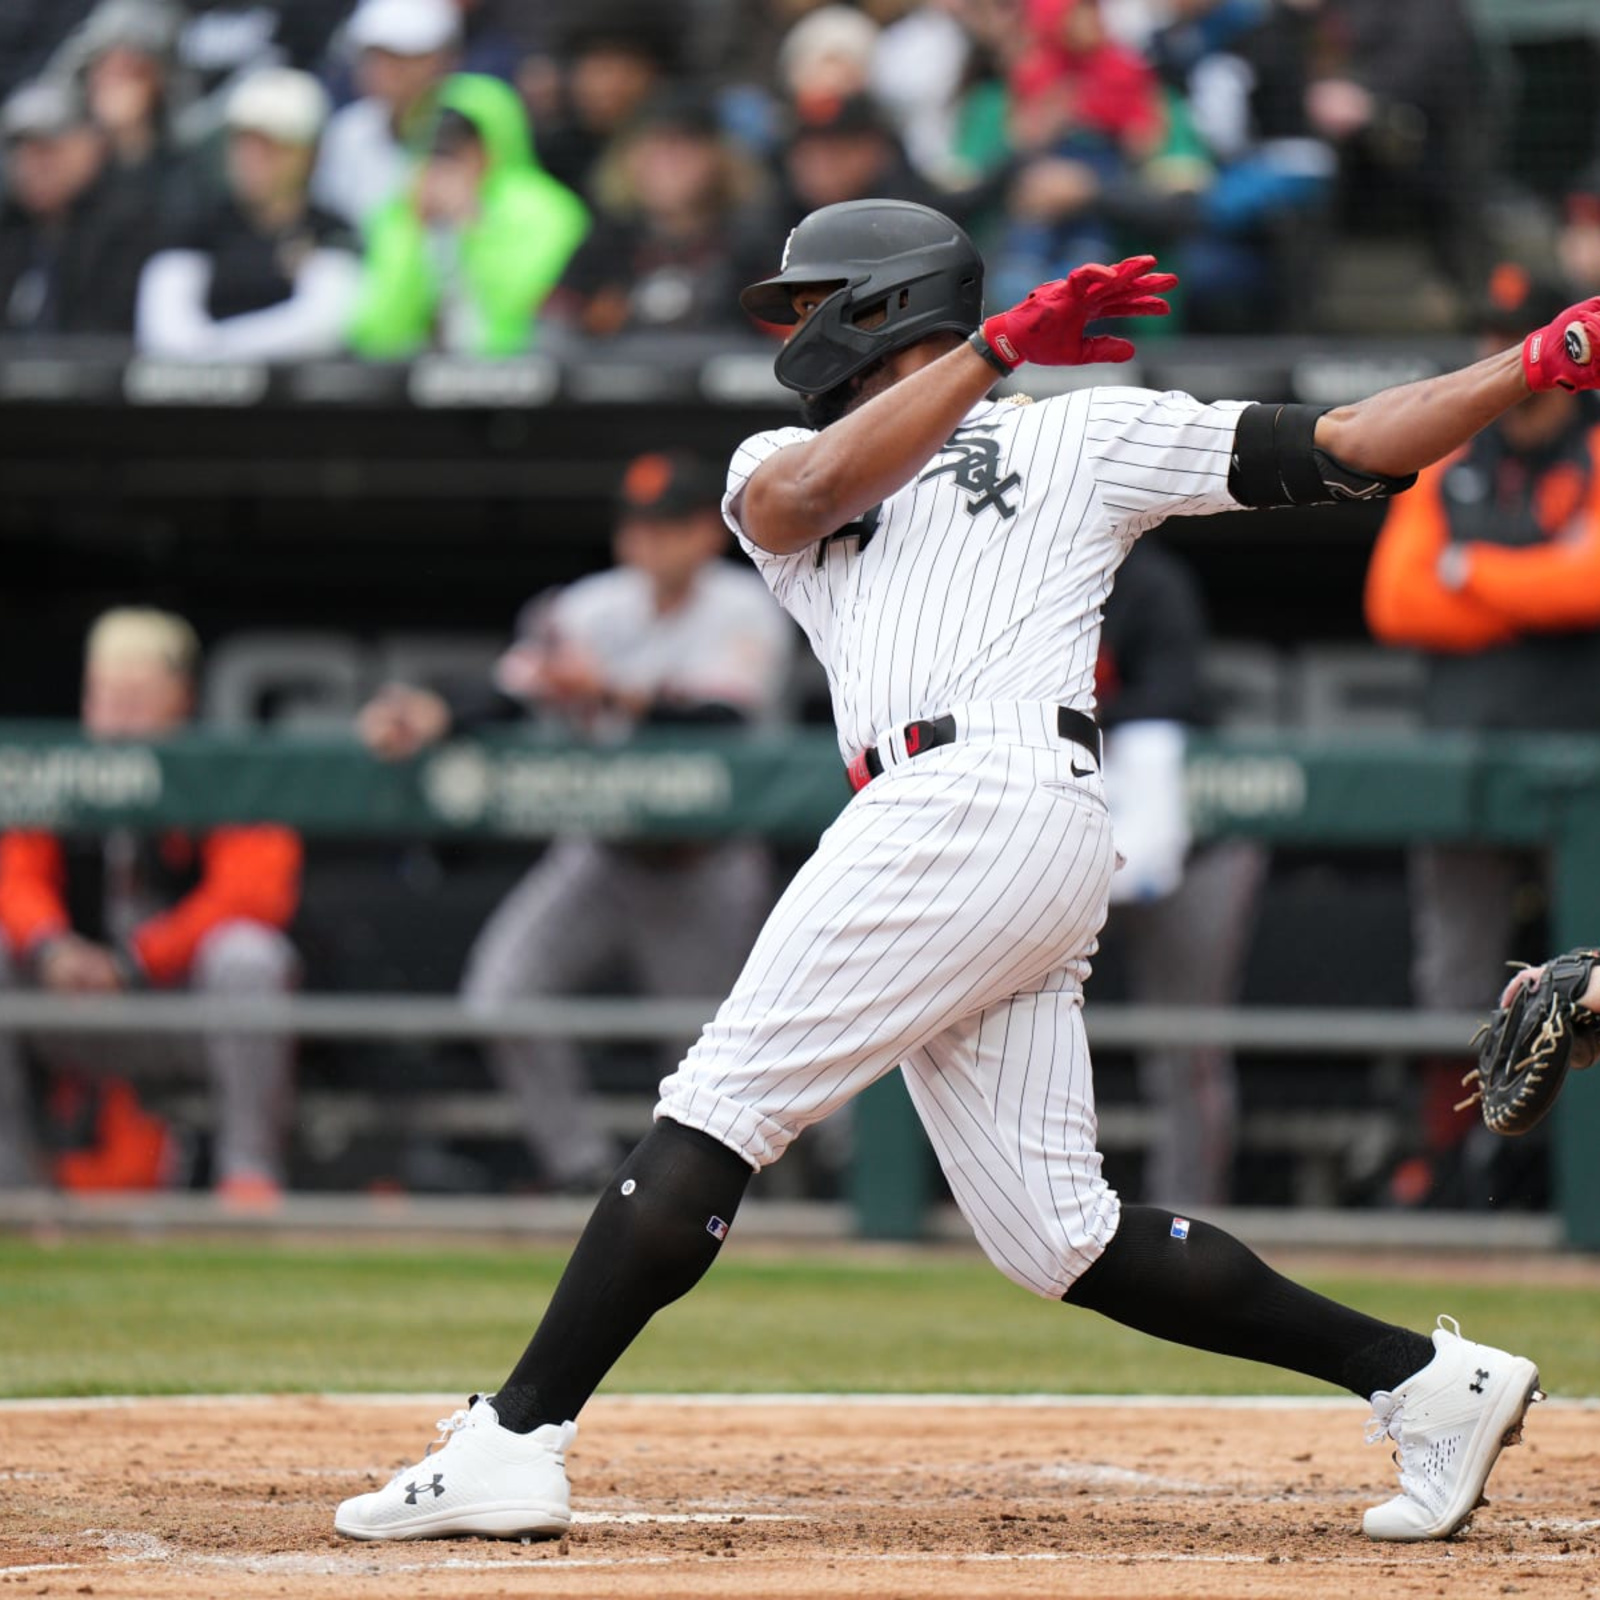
[
  {"left": 337, "top": 201, "right": 1600, "bottom": 1546},
  {"left": 358, "top": 452, "right": 792, "bottom": 1190}
]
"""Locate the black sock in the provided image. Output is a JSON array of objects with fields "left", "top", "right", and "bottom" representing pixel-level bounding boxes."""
[
  {"left": 1064, "top": 1205, "right": 1434, "bottom": 1398},
  {"left": 492, "top": 1118, "right": 753, "bottom": 1433}
]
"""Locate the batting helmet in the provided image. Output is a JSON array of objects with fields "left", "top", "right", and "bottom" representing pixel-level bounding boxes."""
[{"left": 740, "top": 199, "right": 985, "bottom": 395}]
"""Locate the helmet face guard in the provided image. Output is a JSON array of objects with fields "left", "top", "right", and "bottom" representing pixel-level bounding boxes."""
[{"left": 740, "top": 200, "right": 985, "bottom": 396}]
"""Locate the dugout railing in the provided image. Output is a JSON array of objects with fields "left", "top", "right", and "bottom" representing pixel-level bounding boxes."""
[{"left": 2, "top": 722, "right": 1598, "bottom": 1247}]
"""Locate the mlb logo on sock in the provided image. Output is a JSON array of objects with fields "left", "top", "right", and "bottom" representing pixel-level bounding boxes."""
[
  {"left": 1170, "top": 1216, "right": 1191, "bottom": 1241},
  {"left": 707, "top": 1216, "right": 730, "bottom": 1241}
]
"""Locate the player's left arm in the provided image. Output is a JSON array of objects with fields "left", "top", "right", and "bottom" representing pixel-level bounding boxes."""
[{"left": 1312, "top": 297, "right": 1600, "bottom": 479}]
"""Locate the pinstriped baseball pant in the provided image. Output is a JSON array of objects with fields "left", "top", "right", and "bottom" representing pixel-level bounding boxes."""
[{"left": 657, "top": 736, "right": 1122, "bottom": 1298}]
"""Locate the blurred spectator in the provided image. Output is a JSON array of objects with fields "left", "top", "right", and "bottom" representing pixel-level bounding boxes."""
[
  {"left": 991, "top": 0, "right": 1167, "bottom": 296},
  {"left": 1364, "top": 269, "right": 1600, "bottom": 1206},
  {"left": 0, "top": 78, "right": 154, "bottom": 335},
  {"left": 528, "top": 9, "right": 681, "bottom": 203},
  {"left": 777, "top": 93, "right": 943, "bottom": 227},
  {"left": 1011, "top": 0, "right": 1163, "bottom": 158},
  {"left": 1304, "top": 0, "right": 1495, "bottom": 302},
  {"left": 0, "top": 609, "right": 302, "bottom": 1204},
  {"left": 1132, "top": 0, "right": 1334, "bottom": 331},
  {"left": 136, "top": 67, "right": 358, "bottom": 359},
  {"left": 548, "top": 90, "right": 776, "bottom": 338},
  {"left": 347, "top": 72, "right": 588, "bottom": 357},
  {"left": 1098, "top": 536, "right": 1266, "bottom": 1206},
  {"left": 357, "top": 452, "right": 792, "bottom": 1190},
  {"left": 870, "top": 0, "right": 972, "bottom": 184},
  {"left": 313, "top": 0, "right": 459, "bottom": 230},
  {"left": 53, "top": 0, "right": 195, "bottom": 216},
  {"left": 1559, "top": 168, "right": 1600, "bottom": 300},
  {"left": 163, "top": 1, "right": 347, "bottom": 146},
  {"left": 776, "top": 4, "right": 879, "bottom": 117}
]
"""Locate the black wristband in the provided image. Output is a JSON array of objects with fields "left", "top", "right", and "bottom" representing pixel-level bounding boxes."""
[{"left": 968, "top": 328, "right": 1013, "bottom": 376}]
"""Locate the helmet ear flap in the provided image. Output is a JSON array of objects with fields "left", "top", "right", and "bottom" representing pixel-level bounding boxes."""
[{"left": 773, "top": 283, "right": 883, "bottom": 394}]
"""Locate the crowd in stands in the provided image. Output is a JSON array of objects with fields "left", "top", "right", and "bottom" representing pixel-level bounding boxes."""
[{"left": 0, "top": 0, "right": 1594, "bottom": 354}]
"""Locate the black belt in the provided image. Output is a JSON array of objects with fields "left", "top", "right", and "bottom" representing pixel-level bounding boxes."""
[{"left": 846, "top": 706, "right": 1101, "bottom": 793}]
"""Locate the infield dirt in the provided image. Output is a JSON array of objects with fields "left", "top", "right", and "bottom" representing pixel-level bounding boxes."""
[{"left": 2, "top": 1395, "right": 1596, "bottom": 1599}]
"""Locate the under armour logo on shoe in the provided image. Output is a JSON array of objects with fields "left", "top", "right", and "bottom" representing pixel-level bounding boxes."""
[
  {"left": 1469, "top": 1368, "right": 1489, "bottom": 1394},
  {"left": 404, "top": 1474, "right": 445, "bottom": 1504}
]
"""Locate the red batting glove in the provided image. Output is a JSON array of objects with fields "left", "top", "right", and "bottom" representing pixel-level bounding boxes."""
[
  {"left": 1522, "top": 296, "right": 1600, "bottom": 392},
  {"left": 974, "top": 256, "right": 1177, "bottom": 371}
]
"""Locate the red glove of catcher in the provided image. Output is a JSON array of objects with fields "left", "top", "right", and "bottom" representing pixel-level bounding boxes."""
[
  {"left": 1522, "top": 296, "right": 1600, "bottom": 392},
  {"left": 974, "top": 256, "right": 1177, "bottom": 371}
]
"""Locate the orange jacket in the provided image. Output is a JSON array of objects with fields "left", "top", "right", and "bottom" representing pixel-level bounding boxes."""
[
  {"left": 0, "top": 825, "right": 301, "bottom": 986},
  {"left": 1365, "top": 427, "right": 1600, "bottom": 651}
]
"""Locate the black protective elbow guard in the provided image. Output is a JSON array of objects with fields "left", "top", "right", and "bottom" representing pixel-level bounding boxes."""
[{"left": 1228, "top": 402, "right": 1417, "bottom": 509}]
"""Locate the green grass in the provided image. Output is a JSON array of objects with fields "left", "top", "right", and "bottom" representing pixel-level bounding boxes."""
[{"left": 0, "top": 1239, "right": 1595, "bottom": 1399}]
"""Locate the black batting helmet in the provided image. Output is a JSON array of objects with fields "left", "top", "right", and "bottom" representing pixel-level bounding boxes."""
[{"left": 740, "top": 199, "right": 985, "bottom": 395}]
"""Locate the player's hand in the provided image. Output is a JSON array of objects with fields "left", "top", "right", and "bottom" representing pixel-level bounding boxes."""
[
  {"left": 38, "top": 935, "right": 124, "bottom": 993},
  {"left": 357, "top": 685, "right": 453, "bottom": 761},
  {"left": 1522, "top": 296, "right": 1600, "bottom": 392},
  {"left": 535, "top": 643, "right": 610, "bottom": 707},
  {"left": 975, "top": 256, "right": 1177, "bottom": 371}
]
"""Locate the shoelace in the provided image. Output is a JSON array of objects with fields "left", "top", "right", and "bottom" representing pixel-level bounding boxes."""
[
  {"left": 385, "top": 1399, "right": 477, "bottom": 1484},
  {"left": 1365, "top": 1389, "right": 1430, "bottom": 1500},
  {"left": 1365, "top": 1389, "right": 1402, "bottom": 1448}
]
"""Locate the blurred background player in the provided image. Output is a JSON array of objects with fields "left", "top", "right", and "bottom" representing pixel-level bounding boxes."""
[
  {"left": 136, "top": 67, "right": 359, "bottom": 360},
  {"left": 357, "top": 452, "right": 792, "bottom": 1189},
  {"left": 0, "top": 609, "right": 302, "bottom": 1203},
  {"left": 1097, "top": 534, "right": 1266, "bottom": 1207},
  {"left": 1365, "top": 267, "right": 1600, "bottom": 1207}
]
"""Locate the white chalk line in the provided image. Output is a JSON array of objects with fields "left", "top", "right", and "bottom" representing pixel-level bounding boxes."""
[
  {"left": 4, "top": 1548, "right": 1595, "bottom": 1579},
  {"left": 1, "top": 1390, "right": 1594, "bottom": 1411}
]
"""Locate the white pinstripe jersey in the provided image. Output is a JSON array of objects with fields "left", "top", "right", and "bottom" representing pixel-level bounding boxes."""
[{"left": 724, "top": 387, "right": 1251, "bottom": 758}]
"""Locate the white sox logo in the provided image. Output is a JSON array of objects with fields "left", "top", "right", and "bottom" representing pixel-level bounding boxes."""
[{"left": 920, "top": 424, "right": 1022, "bottom": 517}]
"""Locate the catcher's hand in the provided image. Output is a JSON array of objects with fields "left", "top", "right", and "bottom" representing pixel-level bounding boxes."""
[{"left": 1459, "top": 948, "right": 1600, "bottom": 1136}]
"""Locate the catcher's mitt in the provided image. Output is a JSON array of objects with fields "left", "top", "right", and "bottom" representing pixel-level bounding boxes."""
[{"left": 1459, "top": 948, "right": 1600, "bottom": 1136}]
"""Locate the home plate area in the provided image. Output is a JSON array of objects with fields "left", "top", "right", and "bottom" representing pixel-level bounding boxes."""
[{"left": 1, "top": 1395, "right": 1596, "bottom": 1599}]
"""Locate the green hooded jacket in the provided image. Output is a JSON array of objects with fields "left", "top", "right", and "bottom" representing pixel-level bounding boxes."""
[{"left": 349, "top": 74, "right": 589, "bottom": 358}]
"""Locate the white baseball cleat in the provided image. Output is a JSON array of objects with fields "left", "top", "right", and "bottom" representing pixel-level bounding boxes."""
[
  {"left": 1362, "top": 1315, "right": 1542, "bottom": 1541},
  {"left": 335, "top": 1395, "right": 575, "bottom": 1541}
]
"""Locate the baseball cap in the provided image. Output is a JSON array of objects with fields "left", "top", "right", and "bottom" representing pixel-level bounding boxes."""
[
  {"left": 1, "top": 79, "right": 88, "bottom": 142},
  {"left": 1476, "top": 262, "right": 1572, "bottom": 337},
  {"left": 348, "top": 0, "right": 460, "bottom": 57},
  {"left": 226, "top": 68, "right": 330, "bottom": 145},
  {"left": 617, "top": 452, "right": 723, "bottom": 519}
]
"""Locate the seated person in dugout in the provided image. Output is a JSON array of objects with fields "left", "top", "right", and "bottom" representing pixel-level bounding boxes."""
[
  {"left": 0, "top": 609, "right": 301, "bottom": 1206},
  {"left": 358, "top": 451, "right": 793, "bottom": 1191}
]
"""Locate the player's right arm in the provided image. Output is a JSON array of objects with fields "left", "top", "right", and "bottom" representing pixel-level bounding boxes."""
[{"left": 739, "top": 259, "right": 1177, "bottom": 555}]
